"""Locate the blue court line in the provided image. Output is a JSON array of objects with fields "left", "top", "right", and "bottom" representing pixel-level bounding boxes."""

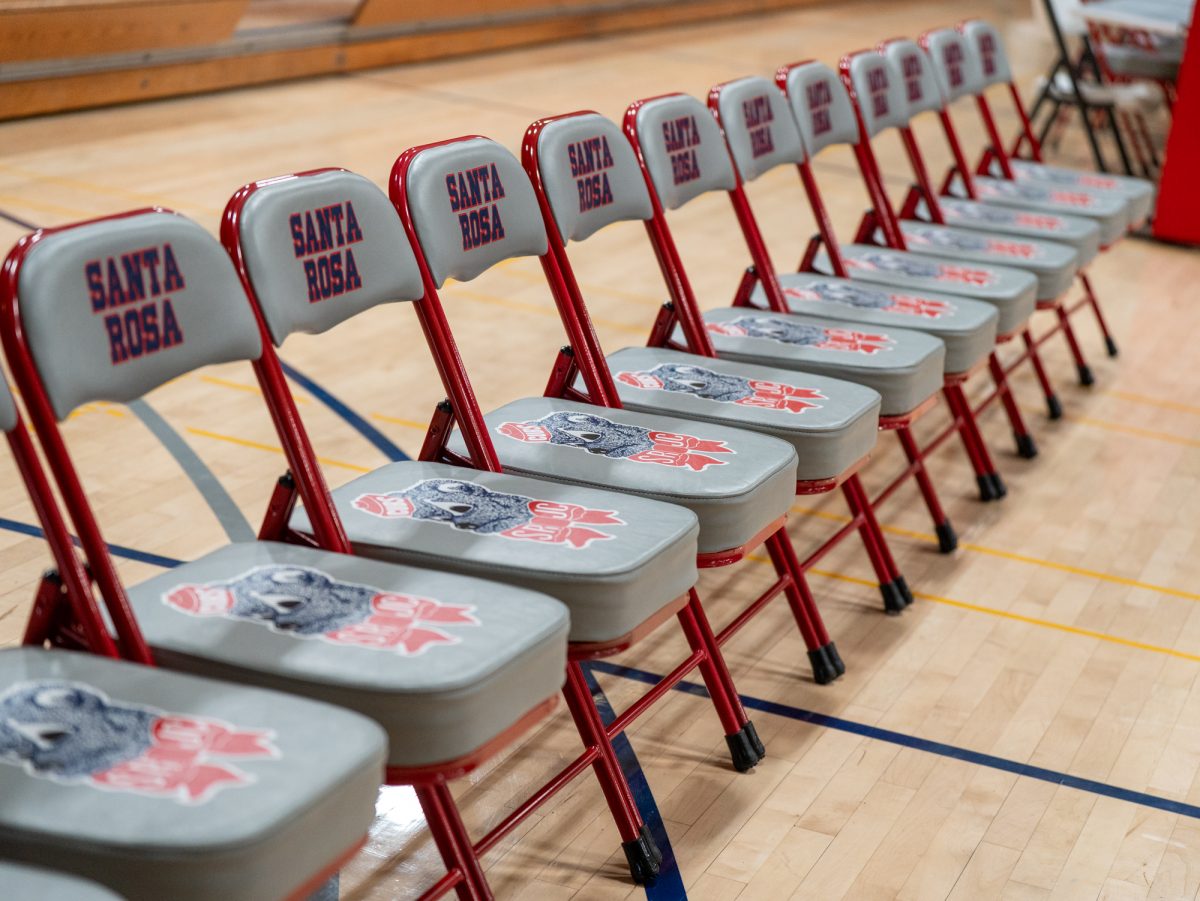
[
  {"left": 0, "top": 517, "right": 183, "bottom": 570},
  {"left": 581, "top": 662, "right": 685, "bottom": 901},
  {"left": 588, "top": 660, "right": 1200, "bottom": 822},
  {"left": 128, "top": 399, "right": 256, "bottom": 543},
  {"left": 278, "top": 361, "right": 410, "bottom": 462}
]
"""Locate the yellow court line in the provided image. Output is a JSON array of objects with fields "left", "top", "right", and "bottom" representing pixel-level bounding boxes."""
[
  {"left": 788, "top": 503, "right": 1200, "bottom": 603},
  {"left": 449, "top": 286, "right": 647, "bottom": 335},
  {"left": 186, "top": 427, "right": 371, "bottom": 473},
  {"left": 744, "top": 555, "right": 1200, "bottom": 664},
  {"left": 1104, "top": 389, "right": 1200, "bottom": 417},
  {"left": 0, "top": 193, "right": 94, "bottom": 221},
  {"left": 0, "top": 162, "right": 222, "bottom": 217},
  {"left": 371, "top": 412, "right": 428, "bottom": 430},
  {"left": 198, "top": 375, "right": 310, "bottom": 404},
  {"left": 1067, "top": 414, "right": 1200, "bottom": 449}
]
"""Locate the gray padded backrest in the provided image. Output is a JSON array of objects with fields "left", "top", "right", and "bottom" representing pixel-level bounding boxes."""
[
  {"left": 0, "top": 377, "right": 16, "bottom": 433},
  {"left": 924, "top": 28, "right": 985, "bottom": 102},
  {"left": 536, "top": 113, "right": 654, "bottom": 244},
  {"left": 882, "top": 40, "right": 946, "bottom": 117},
  {"left": 781, "top": 61, "right": 862, "bottom": 157},
  {"left": 714, "top": 76, "right": 807, "bottom": 183},
  {"left": 962, "top": 20, "right": 1012, "bottom": 87},
  {"left": 404, "top": 137, "right": 548, "bottom": 288},
  {"left": 237, "top": 170, "right": 425, "bottom": 347},
  {"left": 632, "top": 94, "right": 737, "bottom": 210},
  {"left": 845, "top": 52, "right": 910, "bottom": 136},
  {"left": 17, "top": 211, "right": 262, "bottom": 421}
]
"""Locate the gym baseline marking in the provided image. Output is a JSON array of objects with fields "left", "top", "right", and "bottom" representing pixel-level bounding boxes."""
[{"left": 589, "top": 660, "right": 1200, "bottom": 823}]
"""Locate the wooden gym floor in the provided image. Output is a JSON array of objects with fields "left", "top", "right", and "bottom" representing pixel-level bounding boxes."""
[{"left": 1, "top": 0, "right": 1199, "bottom": 897}]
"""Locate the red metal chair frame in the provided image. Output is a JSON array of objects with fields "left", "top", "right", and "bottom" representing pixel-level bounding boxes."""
[
  {"left": 0, "top": 210, "right": 371, "bottom": 901},
  {"left": 525, "top": 103, "right": 924, "bottom": 621},
  {"left": 522, "top": 112, "right": 868, "bottom": 676},
  {"left": 222, "top": 157, "right": 789, "bottom": 896},
  {"left": 922, "top": 25, "right": 1121, "bottom": 361}
]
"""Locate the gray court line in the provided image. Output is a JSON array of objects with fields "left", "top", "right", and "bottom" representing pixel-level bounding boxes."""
[{"left": 127, "top": 399, "right": 256, "bottom": 543}]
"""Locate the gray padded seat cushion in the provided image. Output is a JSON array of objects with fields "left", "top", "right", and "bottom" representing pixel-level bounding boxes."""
[
  {"left": 0, "top": 647, "right": 385, "bottom": 901},
  {"left": 126, "top": 542, "right": 568, "bottom": 768},
  {"left": 600, "top": 346, "right": 880, "bottom": 481},
  {"left": 0, "top": 862, "right": 124, "bottom": 901},
  {"left": 0, "top": 378, "right": 16, "bottom": 434},
  {"left": 750, "top": 272, "right": 998, "bottom": 376},
  {"left": 690, "top": 309, "right": 944, "bottom": 418},
  {"left": 446, "top": 397, "right": 797, "bottom": 554},
  {"left": 921, "top": 197, "right": 1101, "bottom": 267},
  {"left": 962, "top": 176, "right": 1130, "bottom": 247},
  {"left": 819, "top": 244, "right": 1037, "bottom": 336},
  {"left": 1006, "top": 159, "right": 1155, "bottom": 226},
  {"left": 893, "top": 221, "right": 1078, "bottom": 301},
  {"left": 1102, "top": 43, "right": 1180, "bottom": 80},
  {"left": 290, "top": 463, "right": 699, "bottom": 644},
  {"left": 235, "top": 169, "right": 425, "bottom": 346}
]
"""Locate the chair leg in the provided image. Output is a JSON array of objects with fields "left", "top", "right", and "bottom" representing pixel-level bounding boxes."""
[
  {"left": 677, "top": 591, "right": 765, "bottom": 769},
  {"left": 985, "top": 354, "right": 1039, "bottom": 461},
  {"left": 841, "top": 473, "right": 911, "bottom": 614},
  {"left": 414, "top": 779, "right": 493, "bottom": 901},
  {"left": 764, "top": 529, "right": 844, "bottom": 684},
  {"left": 945, "top": 381, "right": 1008, "bottom": 500},
  {"left": 1079, "top": 271, "right": 1118, "bottom": 357},
  {"left": 1053, "top": 301, "right": 1094, "bottom": 386},
  {"left": 561, "top": 662, "right": 659, "bottom": 884},
  {"left": 895, "top": 423, "right": 957, "bottom": 553},
  {"left": 1022, "top": 327, "right": 1063, "bottom": 420}
]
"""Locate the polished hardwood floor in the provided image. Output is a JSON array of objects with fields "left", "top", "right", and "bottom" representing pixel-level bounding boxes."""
[{"left": 1, "top": 1, "right": 1197, "bottom": 897}]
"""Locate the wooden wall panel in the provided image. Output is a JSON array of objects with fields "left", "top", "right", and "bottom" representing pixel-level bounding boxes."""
[
  {"left": 0, "top": 0, "right": 822, "bottom": 119},
  {"left": 0, "top": 0, "right": 249, "bottom": 63}
]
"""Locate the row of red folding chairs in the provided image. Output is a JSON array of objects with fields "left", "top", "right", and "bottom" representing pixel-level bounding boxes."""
[{"left": 0, "top": 19, "right": 1152, "bottom": 901}]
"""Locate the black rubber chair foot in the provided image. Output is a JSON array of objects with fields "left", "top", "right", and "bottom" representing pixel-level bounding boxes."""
[
  {"left": 1047, "top": 394, "right": 1064, "bottom": 420},
  {"left": 881, "top": 579, "right": 907, "bottom": 615},
  {"left": 745, "top": 719, "right": 766, "bottom": 758},
  {"left": 726, "top": 722, "right": 766, "bottom": 772},
  {"left": 639, "top": 824, "right": 663, "bottom": 865},
  {"left": 826, "top": 641, "right": 846, "bottom": 677},
  {"left": 935, "top": 519, "right": 958, "bottom": 554},
  {"left": 895, "top": 575, "right": 914, "bottom": 608},
  {"left": 808, "top": 644, "right": 842, "bottom": 684},
  {"left": 977, "top": 473, "right": 999, "bottom": 502},
  {"left": 1078, "top": 364, "right": 1095, "bottom": 387},
  {"left": 989, "top": 472, "right": 1008, "bottom": 499},
  {"left": 1105, "top": 336, "right": 1119, "bottom": 357},
  {"left": 1015, "top": 432, "right": 1039, "bottom": 460},
  {"left": 623, "top": 830, "right": 661, "bottom": 884}
]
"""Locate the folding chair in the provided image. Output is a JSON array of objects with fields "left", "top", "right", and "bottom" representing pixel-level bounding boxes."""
[
  {"left": 840, "top": 44, "right": 1103, "bottom": 400},
  {"left": 956, "top": 20, "right": 1156, "bottom": 226},
  {"left": 922, "top": 25, "right": 1138, "bottom": 358},
  {"left": 705, "top": 74, "right": 1029, "bottom": 513},
  {"left": 522, "top": 111, "right": 926, "bottom": 630},
  {"left": 774, "top": 60, "right": 1071, "bottom": 449},
  {"left": 0, "top": 374, "right": 387, "bottom": 901},
  {"left": 0, "top": 208, "right": 576, "bottom": 901},
  {"left": 223, "top": 164, "right": 765, "bottom": 885}
]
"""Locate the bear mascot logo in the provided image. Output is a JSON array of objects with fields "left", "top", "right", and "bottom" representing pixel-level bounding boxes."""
[
  {"left": 165, "top": 565, "right": 479, "bottom": 654},
  {"left": 353, "top": 478, "right": 624, "bottom": 549},
  {"left": 705, "top": 316, "right": 896, "bottom": 354},
  {"left": 781, "top": 280, "right": 952, "bottom": 320},
  {"left": 901, "top": 225, "right": 1039, "bottom": 261},
  {"left": 848, "top": 250, "right": 997, "bottom": 288},
  {"left": 615, "top": 361, "right": 827, "bottom": 413},
  {"left": 497, "top": 410, "right": 733, "bottom": 471},
  {"left": 0, "top": 681, "right": 277, "bottom": 803}
]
